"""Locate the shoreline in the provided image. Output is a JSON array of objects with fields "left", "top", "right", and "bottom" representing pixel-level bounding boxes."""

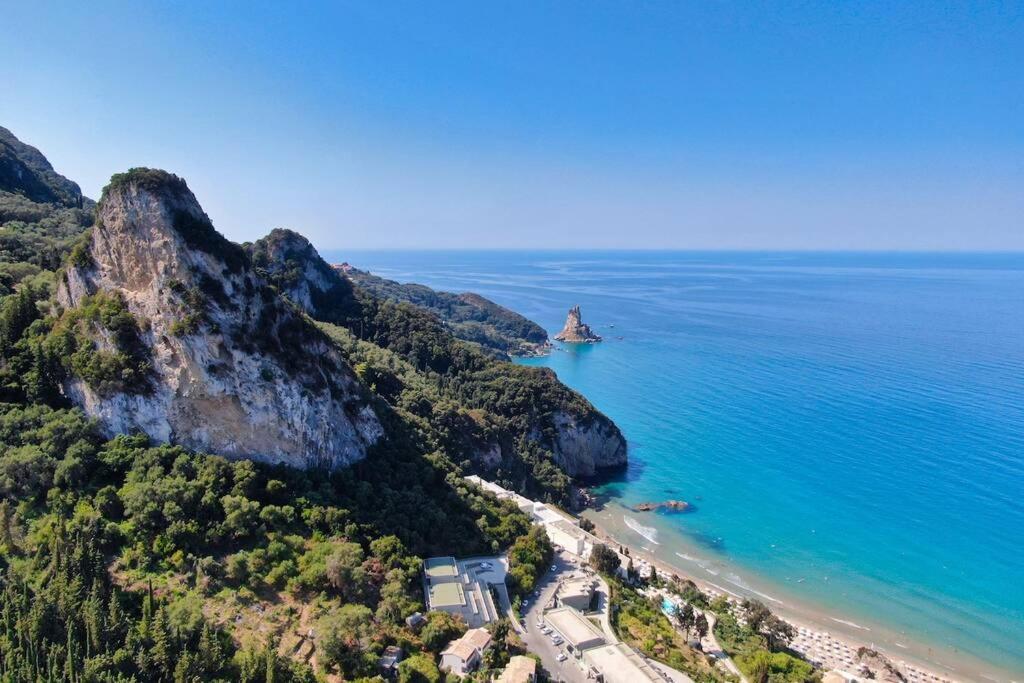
[{"left": 580, "top": 501, "right": 1018, "bottom": 683}]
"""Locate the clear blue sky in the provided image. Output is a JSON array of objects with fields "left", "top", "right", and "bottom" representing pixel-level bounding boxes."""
[{"left": 3, "top": 1, "right": 1022, "bottom": 250}]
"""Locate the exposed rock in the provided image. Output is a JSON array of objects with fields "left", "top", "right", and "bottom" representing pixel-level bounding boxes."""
[
  {"left": 57, "top": 168, "right": 382, "bottom": 469},
  {"left": 545, "top": 410, "right": 625, "bottom": 477},
  {"left": 554, "top": 305, "right": 602, "bottom": 343},
  {"left": 632, "top": 500, "right": 692, "bottom": 513},
  {"left": 248, "top": 229, "right": 362, "bottom": 325}
]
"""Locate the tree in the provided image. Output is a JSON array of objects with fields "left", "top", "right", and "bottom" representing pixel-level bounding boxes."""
[
  {"left": 589, "top": 544, "right": 621, "bottom": 576},
  {"left": 318, "top": 604, "right": 375, "bottom": 675},
  {"left": 325, "top": 541, "right": 366, "bottom": 599},
  {"left": 676, "top": 603, "right": 695, "bottom": 636},
  {"left": 420, "top": 611, "right": 466, "bottom": 652},
  {"left": 398, "top": 653, "right": 441, "bottom": 683},
  {"left": 694, "top": 613, "right": 709, "bottom": 641},
  {"left": 746, "top": 650, "right": 772, "bottom": 683},
  {"left": 742, "top": 599, "right": 794, "bottom": 651}
]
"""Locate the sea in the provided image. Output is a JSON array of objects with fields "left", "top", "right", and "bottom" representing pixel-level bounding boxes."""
[{"left": 325, "top": 250, "right": 1024, "bottom": 681}]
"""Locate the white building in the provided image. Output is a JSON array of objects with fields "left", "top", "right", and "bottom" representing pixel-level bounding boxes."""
[
  {"left": 581, "top": 642, "right": 661, "bottom": 683},
  {"left": 543, "top": 606, "right": 607, "bottom": 656},
  {"left": 555, "top": 575, "right": 598, "bottom": 611},
  {"left": 440, "top": 628, "right": 492, "bottom": 677}
]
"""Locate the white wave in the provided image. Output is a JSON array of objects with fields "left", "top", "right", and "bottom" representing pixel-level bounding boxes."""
[
  {"left": 623, "top": 516, "right": 660, "bottom": 545},
  {"left": 830, "top": 617, "right": 870, "bottom": 631},
  {"left": 675, "top": 551, "right": 720, "bottom": 575},
  {"left": 724, "top": 573, "right": 784, "bottom": 604}
]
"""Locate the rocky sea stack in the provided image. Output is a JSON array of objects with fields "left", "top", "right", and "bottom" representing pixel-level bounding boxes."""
[
  {"left": 56, "top": 168, "right": 383, "bottom": 469},
  {"left": 554, "top": 304, "right": 602, "bottom": 343}
]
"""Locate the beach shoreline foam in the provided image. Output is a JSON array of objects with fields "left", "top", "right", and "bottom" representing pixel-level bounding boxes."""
[{"left": 583, "top": 501, "right": 1018, "bottom": 683}]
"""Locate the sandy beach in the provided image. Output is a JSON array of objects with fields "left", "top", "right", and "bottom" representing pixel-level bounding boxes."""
[{"left": 582, "top": 502, "right": 1016, "bottom": 683}]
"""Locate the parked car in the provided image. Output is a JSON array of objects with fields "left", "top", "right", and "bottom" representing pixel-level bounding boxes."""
[
  {"left": 557, "top": 652, "right": 568, "bottom": 662},
  {"left": 551, "top": 565, "right": 557, "bottom": 571}
]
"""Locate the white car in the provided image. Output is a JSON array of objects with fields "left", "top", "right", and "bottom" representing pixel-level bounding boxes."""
[
  {"left": 557, "top": 652, "right": 568, "bottom": 662},
  {"left": 552, "top": 636, "right": 564, "bottom": 645},
  {"left": 551, "top": 564, "right": 557, "bottom": 571}
]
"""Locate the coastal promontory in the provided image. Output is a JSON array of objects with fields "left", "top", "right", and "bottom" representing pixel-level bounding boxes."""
[{"left": 555, "top": 304, "right": 602, "bottom": 343}]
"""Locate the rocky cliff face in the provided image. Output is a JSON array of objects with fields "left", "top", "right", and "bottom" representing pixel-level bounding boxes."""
[
  {"left": 248, "top": 228, "right": 362, "bottom": 325},
  {"left": 548, "top": 410, "right": 626, "bottom": 477},
  {"left": 250, "top": 233, "right": 627, "bottom": 479},
  {"left": 554, "top": 305, "right": 602, "bottom": 343},
  {"left": 56, "top": 169, "right": 382, "bottom": 469}
]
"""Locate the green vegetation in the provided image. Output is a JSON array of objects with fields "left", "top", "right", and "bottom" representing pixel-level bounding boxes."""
[
  {"left": 583, "top": 547, "right": 818, "bottom": 683},
  {"left": 252, "top": 228, "right": 625, "bottom": 507},
  {"left": 343, "top": 265, "right": 549, "bottom": 356},
  {"left": 589, "top": 543, "right": 622, "bottom": 575},
  {"left": 1, "top": 125, "right": 85, "bottom": 208},
  {"left": 44, "top": 292, "right": 153, "bottom": 396},
  {"left": 713, "top": 601, "right": 815, "bottom": 683},
  {"left": 506, "top": 525, "right": 554, "bottom": 598},
  {"left": 0, "top": 130, "right": 568, "bottom": 681},
  {"left": 0, "top": 395, "right": 541, "bottom": 680}
]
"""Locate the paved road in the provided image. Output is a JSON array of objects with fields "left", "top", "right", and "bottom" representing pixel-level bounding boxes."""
[{"left": 518, "top": 550, "right": 590, "bottom": 683}]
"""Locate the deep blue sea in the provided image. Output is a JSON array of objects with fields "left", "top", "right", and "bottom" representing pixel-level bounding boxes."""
[{"left": 327, "top": 250, "right": 1024, "bottom": 678}]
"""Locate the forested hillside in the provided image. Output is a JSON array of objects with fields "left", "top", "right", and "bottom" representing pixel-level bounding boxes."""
[
  {"left": 0, "top": 128, "right": 610, "bottom": 681},
  {"left": 339, "top": 262, "right": 550, "bottom": 357},
  {"left": 252, "top": 229, "right": 627, "bottom": 495}
]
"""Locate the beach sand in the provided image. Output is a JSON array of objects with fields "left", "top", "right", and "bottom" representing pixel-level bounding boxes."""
[{"left": 582, "top": 501, "right": 1015, "bottom": 683}]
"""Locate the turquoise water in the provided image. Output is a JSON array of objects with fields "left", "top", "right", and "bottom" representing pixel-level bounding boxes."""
[{"left": 326, "top": 250, "right": 1024, "bottom": 677}]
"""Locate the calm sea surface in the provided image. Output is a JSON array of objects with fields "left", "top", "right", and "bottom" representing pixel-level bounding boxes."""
[{"left": 326, "top": 250, "right": 1024, "bottom": 677}]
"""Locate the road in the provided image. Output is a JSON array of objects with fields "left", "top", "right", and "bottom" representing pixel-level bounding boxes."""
[{"left": 517, "top": 549, "right": 591, "bottom": 683}]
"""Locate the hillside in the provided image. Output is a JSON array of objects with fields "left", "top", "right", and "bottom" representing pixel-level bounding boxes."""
[
  {"left": 251, "top": 229, "right": 627, "bottom": 491},
  {"left": 0, "top": 129, "right": 561, "bottom": 681},
  {"left": 0, "top": 126, "right": 94, "bottom": 295},
  {"left": 339, "top": 262, "right": 550, "bottom": 357}
]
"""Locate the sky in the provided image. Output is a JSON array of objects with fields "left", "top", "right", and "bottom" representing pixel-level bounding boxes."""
[{"left": 2, "top": 1, "right": 1022, "bottom": 250}]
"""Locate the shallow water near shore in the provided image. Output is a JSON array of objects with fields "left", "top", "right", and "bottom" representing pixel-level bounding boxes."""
[{"left": 328, "top": 249, "right": 1024, "bottom": 680}]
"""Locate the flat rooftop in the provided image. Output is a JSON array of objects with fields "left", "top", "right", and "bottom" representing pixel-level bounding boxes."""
[
  {"left": 428, "top": 581, "right": 466, "bottom": 608},
  {"left": 581, "top": 642, "right": 660, "bottom": 683},
  {"left": 559, "top": 576, "right": 597, "bottom": 599},
  {"left": 545, "top": 607, "right": 606, "bottom": 649},
  {"left": 424, "top": 556, "right": 459, "bottom": 579}
]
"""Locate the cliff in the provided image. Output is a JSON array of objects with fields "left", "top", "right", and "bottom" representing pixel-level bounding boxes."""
[
  {"left": 250, "top": 230, "right": 627, "bottom": 483},
  {"left": 554, "top": 305, "right": 602, "bottom": 343},
  {"left": 55, "top": 169, "right": 382, "bottom": 469}
]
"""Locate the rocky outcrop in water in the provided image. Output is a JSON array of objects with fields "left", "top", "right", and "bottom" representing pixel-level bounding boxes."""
[
  {"left": 632, "top": 500, "right": 692, "bottom": 513},
  {"left": 554, "top": 305, "right": 602, "bottom": 343},
  {"left": 56, "top": 169, "right": 382, "bottom": 469}
]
